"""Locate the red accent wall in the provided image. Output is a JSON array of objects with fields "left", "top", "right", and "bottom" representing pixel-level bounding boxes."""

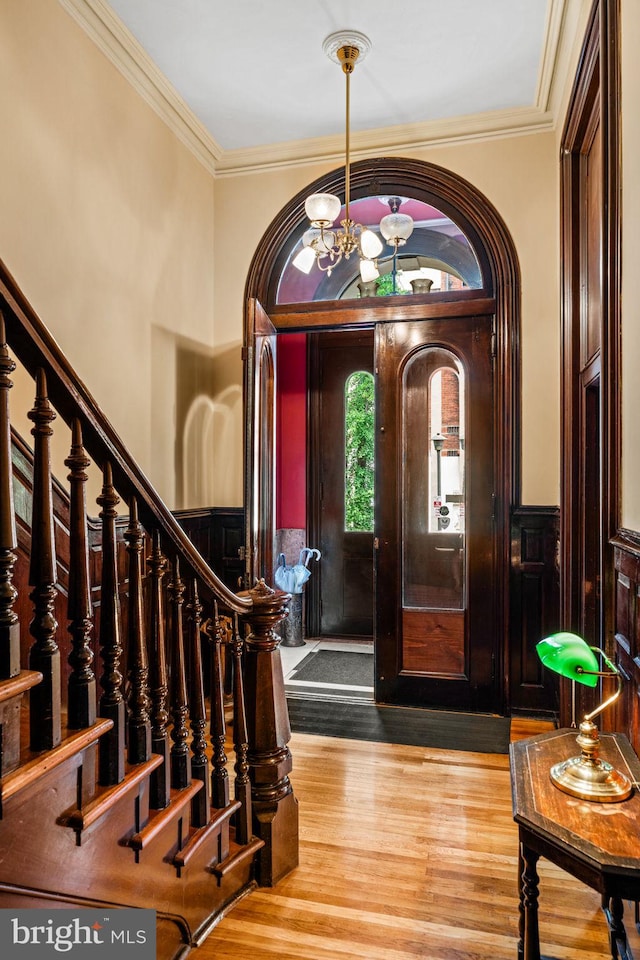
[{"left": 276, "top": 333, "right": 307, "bottom": 529}]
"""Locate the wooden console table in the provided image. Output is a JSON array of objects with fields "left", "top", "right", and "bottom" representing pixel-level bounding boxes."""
[{"left": 510, "top": 729, "right": 640, "bottom": 960}]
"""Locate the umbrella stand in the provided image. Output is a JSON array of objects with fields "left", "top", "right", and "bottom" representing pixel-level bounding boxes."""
[{"left": 281, "top": 592, "right": 304, "bottom": 648}]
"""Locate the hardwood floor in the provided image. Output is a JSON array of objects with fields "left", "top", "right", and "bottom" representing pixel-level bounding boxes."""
[{"left": 199, "top": 722, "right": 637, "bottom": 960}]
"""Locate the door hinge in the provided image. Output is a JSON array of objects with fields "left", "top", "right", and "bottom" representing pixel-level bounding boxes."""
[
  {"left": 491, "top": 493, "right": 497, "bottom": 519},
  {"left": 374, "top": 537, "right": 380, "bottom": 550},
  {"left": 491, "top": 653, "right": 496, "bottom": 681},
  {"left": 490, "top": 331, "right": 497, "bottom": 358}
]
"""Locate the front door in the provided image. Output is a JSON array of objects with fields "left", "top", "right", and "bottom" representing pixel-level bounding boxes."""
[
  {"left": 309, "top": 330, "right": 374, "bottom": 638},
  {"left": 375, "top": 315, "right": 498, "bottom": 712}
]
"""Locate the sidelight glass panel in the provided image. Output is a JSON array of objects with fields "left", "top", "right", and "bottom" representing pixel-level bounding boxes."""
[
  {"left": 402, "top": 347, "right": 465, "bottom": 609},
  {"left": 344, "top": 371, "right": 375, "bottom": 532}
]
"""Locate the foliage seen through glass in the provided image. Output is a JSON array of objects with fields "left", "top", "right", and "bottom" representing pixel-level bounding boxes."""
[{"left": 344, "top": 371, "right": 375, "bottom": 532}]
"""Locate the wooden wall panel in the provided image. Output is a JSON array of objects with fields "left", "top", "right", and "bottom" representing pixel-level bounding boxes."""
[
  {"left": 174, "top": 506, "right": 245, "bottom": 591},
  {"left": 402, "top": 609, "right": 465, "bottom": 676},
  {"left": 509, "top": 507, "right": 560, "bottom": 716},
  {"left": 612, "top": 539, "right": 640, "bottom": 750}
]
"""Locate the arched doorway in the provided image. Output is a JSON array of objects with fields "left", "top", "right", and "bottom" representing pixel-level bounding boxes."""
[{"left": 244, "top": 156, "right": 520, "bottom": 714}]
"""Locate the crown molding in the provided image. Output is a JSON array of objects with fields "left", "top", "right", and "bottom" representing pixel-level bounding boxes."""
[
  {"left": 544, "top": 0, "right": 594, "bottom": 125},
  {"left": 59, "top": 0, "right": 576, "bottom": 181},
  {"left": 57, "top": 0, "right": 223, "bottom": 174},
  {"left": 215, "top": 106, "right": 555, "bottom": 178},
  {"left": 535, "top": 0, "right": 568, "bottom": 111}
]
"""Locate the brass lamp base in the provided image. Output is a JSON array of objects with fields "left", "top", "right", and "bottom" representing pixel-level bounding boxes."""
[{"left": 550, "top": 719, "right": 633, "bottom": 803}]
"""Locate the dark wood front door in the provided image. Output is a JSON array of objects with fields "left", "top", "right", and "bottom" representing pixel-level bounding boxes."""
[
  {"left": 375, "top": 315, "right": 498, "bottom": 711},
  {"left": 310, "top": 330, "right": 374, "bottom": 638}
]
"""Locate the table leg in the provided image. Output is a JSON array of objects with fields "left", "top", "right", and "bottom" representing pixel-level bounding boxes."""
[
  {"left": 603, "top": 896, "right": 633, "bottom": 960},
  {"left": 520, "top": 842, "right": 541, "bottom": 960},
  {"left": 517, "top": 843, "right": 524, "bottom": 959}
]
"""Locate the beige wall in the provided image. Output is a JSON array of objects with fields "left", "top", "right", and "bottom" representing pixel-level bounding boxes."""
[
  {"left": 2, "top": 0, "right": 573, "bottom": 513},
  {"left": 621, "top": 0, "right": 640, "bottom": 531},
  {"left": 0, "top": 0, "right": 216, "bottom": 508},
  {"left": 215, "top": 131, "right": 561, "bottom": 506}
]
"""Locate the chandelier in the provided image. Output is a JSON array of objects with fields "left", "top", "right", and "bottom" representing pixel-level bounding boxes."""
[{"left": 292, "top": 31, "right": 414, "bottom": 282}]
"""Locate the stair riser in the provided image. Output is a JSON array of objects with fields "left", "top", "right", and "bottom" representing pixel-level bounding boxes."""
[
  {"left": 0, "top": 696, "right": 21, "bottom": 776},
  {"left": 0, "top": 757, "right": 258, "bottom": 947}
]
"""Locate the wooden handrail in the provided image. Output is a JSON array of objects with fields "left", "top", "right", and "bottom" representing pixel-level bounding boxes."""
[{"left": 0, "top": 259, "right": 251, "bottom": 615}]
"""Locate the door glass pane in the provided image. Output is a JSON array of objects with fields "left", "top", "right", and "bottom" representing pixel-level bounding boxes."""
[
  {"left": 402, "top": 347, "right": 465, "bottom": 609},
  {"left": 277, "top": 196, "right": 483, "bottom": 303},
  {"left": 344, "top": 371, "right": 375, "bottom": 532}
]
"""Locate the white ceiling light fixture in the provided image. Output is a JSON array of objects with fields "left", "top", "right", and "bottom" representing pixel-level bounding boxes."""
[{"left": 293, "top": 31, "right": 414, "bottom": 281}]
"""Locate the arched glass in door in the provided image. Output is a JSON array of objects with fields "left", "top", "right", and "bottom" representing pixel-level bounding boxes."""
[
  {"left": 344, "top": 371, "right": 375, "bottom": 533},
  {"left": 402, "top": 347, "right": 466, "bottom": 613},
  {"left": 276, "top": 196, "right": 483, "bottom": 304}
]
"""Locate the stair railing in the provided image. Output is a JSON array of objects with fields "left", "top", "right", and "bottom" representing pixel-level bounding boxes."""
[{"left": 0, "top": 258, "right": 298, "bottom": 887}]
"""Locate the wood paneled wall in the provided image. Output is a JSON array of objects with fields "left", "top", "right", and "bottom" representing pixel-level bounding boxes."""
[
  {"left": 612, "top": 536, "right": 640, "bottom": 750},
  {"left": 174, "top": 507, "right": 245, "bottom": 591},
  {"left": 509, "top": 507, "right": 560, "bottom": 716}
]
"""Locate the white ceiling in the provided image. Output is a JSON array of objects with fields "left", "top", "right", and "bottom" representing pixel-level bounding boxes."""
[{"left": 102, "top": 0, "right": 552, "bottom": 153}]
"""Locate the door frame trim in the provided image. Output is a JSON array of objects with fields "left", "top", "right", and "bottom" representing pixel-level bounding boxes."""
[
  {"left": 244, "top": 157, "right": 521, "bottom": 713},
  {"left": 559, "top": 0, "right": 621, "bottom": 712}
]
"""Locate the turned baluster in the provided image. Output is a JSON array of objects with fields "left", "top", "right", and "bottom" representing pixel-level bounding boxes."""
[
  {"left": 97, "top": 463, "right": 125, "bottom": 785},
  {"left": 241, "top": 579, "right": 298, "bottom": 885},
  {"left": 208, "top": 601, "right": 229, "bottom": 809},
  {"left": 520, "top": 844, "right": 541, "bottom": 960},
  {"left": 231, "top": 613, "right": 251, "bottom": 844},
  {"left": 168, "top": 558, "right": 190, "bottom": 790},
  {"left": 0, "top": 314, "right": 20, "bottom": 679},
  {"left": 28, "top": 369, "right": 61, "bottom": 751},
  {"left": 65, "top": 419, "right": 96, "bottom": 729},
  {"left": 125, "top": 497, "right": 151, "bottom": 764},
  {"left": 148, "top": 530, "right": 170, "bottom": 809},
  {"left": 187, "top": 580, "right": 209, "bottom": 827}
]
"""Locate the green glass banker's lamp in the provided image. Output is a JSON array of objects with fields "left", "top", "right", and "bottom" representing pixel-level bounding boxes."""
[{"left": 536, "top": 632, "right": 633, "bottom": 802}]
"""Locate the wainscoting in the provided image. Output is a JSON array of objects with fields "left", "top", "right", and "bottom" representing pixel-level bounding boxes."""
[
  {"left": 509, "top": 507, "right": 560, "bottom": 716},
  {"left": 174, "top": 506, "right": 244, "bottom": 591},
  {"left": 612, "top": 534, "right": 640, "bottom": 749}
]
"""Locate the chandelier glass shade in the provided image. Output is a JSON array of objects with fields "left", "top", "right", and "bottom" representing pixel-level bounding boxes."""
[{"left": 293, "top": 31, "right": 414, "bottom": 282}]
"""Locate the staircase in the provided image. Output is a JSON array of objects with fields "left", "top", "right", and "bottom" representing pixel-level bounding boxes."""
[{"left": 0, "top": 261, "right": 298, "bottom": 958}]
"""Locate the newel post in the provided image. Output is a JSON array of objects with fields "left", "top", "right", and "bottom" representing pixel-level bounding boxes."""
[{"left": 240, "top": 579, "right": 298, "bottom": 886}]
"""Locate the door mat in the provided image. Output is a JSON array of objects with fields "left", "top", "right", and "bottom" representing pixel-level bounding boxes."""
[
  {"left": 285, "top": 697, "right": 510, "bottom": 754},
  {"left": 285, "top": 649, "right": 374, "bottom": 701},
  {"left": 288, "top": 649, "right": 373, "bottom": 686}
]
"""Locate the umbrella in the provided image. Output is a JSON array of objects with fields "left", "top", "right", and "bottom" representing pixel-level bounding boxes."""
[
  {"left": 274, "top": 553, "right": 298, "bottom": 593},
  {"left": 275, "top": 548, "right": 321, "bottom": 594},
  {"left": 290, "top": 548, "right": 321, "bottom": 593}
]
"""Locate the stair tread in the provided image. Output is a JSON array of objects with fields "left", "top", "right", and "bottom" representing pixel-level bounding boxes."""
[
  {"left": 211, "top": 834, "right": 265, "bottom": 880},
  {"left": 2, "top": 718, "right": 113, "bottom": 804},
  {"left": 172, "top": 799, "right": 242, "bottom": 869},
  {"left": 0, "top": 670, "right": 42, "bottom": 704},
  {"left": 59, "top": 753, "right": 164, "bottom": 832},
  {"left": 125, "top": 779, "right": 204, "bottom": 852}
]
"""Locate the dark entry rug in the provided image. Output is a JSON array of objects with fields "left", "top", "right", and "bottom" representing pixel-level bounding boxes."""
[
  {"left": 284, "top": 648, "right": 374, "bottom": 702},
  {"left": 285, "top": 697, "right": 511, "bottom": 754},
  {"left": 288, "top": 649, "right": 373, "bottom": 686}
]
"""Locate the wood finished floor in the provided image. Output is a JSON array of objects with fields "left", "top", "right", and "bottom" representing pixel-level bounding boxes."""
[{"left": 199, "top": 719, "right": 640, "bottom": 960}]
